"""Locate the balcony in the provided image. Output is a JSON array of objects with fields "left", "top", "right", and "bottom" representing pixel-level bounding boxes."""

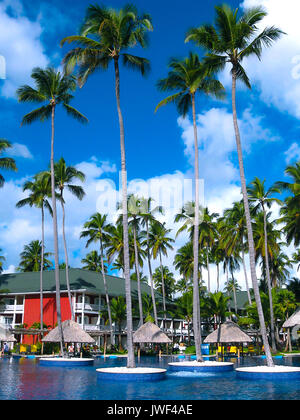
[
  {"left": 75, "top": 303, "right": 99, "bottom": 312},
  {"left": 0, "top": 304, "right": 24, "bottom": 313}
]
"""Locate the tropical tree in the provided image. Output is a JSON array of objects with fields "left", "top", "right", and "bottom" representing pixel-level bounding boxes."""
[
  {"left": 18, "top": 240, "right": 52, "bottom": 272},
  {"left": 81, "top": 250, "right": 104, "bottom": 272},
  {"left": 153, "top": 266, "right": 176, "bottom": 301},
  {"left": 248, "top": 177, "right": 282, "bottom": 351},
  {"left": 61, "top": 5, "right": 153, "bottom": 368},
  {"left": 148, "top": 221, "right": 174, "bottom": 322},
  {"left": 53, "top": 158, "right": 85, "bottom": 320},
  {"left": 224, "top": 277, "right": 241, "bottom": 316},
  {"left": 17, "top": 67, "right": 88, "bottom": 354},
  {"left": 276, "top": 161, "right": 300, "bottom": 247},
  {"left": 16, "top": 172, "right": 52, "bottom": 331},
  {"left": 206, "top": 292, "right": 231, "bottom": 328},
  {"left": 139, "top": 197, "right": 163, "bottom": 326},
  {"left": 220, "top": 201, "right": 252, "bottom": 305},
  {"left": 186, "top": 4, "right": 284, "bottom": 367},
  {"left": 174, "top": 291, "right": 193, "bottom": 346},
  {"left": 274, "top": 289, "right": 297, "bottom": 352},
  {"left": 287, "top": 277, "right": 300, "bottom": 303},
  {"left": 0, "top": 139, "right": 17, "bottom": 188},
  {"left": 156, "top": 52, "right": 225, "bottom": 362},
  {"left": 110, "top": 296, "right": 127, "bottom": 351},
  {"left": 80, "top": 213, "right": 114, "bottom": 345}
]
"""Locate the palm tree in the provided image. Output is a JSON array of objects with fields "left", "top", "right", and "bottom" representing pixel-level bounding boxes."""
[
  {"left": 18, "top": 240, "right": 52, "bottom": 272},
  {"left": 148, "top": 221, "right": 174, "bottom": 323},
  {"left": 110, "top": 296, "right": 127, "bottom": 351},
  {"left": 52, "top": 157, "right": 85, "bottom": 320},
  {"left": 248, "top": 177, "right": 281, "bottom": 351},
  {"left": 156, "top": 51, "right": 224, "bottom": 358},
  {"left": 153, "top": 266, "right": 176, "bottom": 301},
  {"left": 206, "top": 292, "right": 231, "bottom": 327},
  {"left": 0, "top": 139, "right": 17, "bottom": 188},
  {"left": 81, "top": 250, "right": 104, "bottom": 272},
  {"left": 17, "top": 67, "right": 88, "bottom": 355},
  {"left": 174, "top": 291, "right": 193, "bottom": 346},
  {"left": 16, "top": 172, "right": 52, "bottom": 332},
  {"left": 276, "top": 161, "right": 300, "bottom": 247},
  {"left": 220, "top": 201, "right": 252, "bottom": 305},
  {"left": 80, "top": 213, "right": 114, "bottom": 345},
  {"left": 186, "top": 4, "right": 284, "bottom": 367},
  {"left": 61, "top": 5, "right": 153, "bottom": 368},
  {"left": 125, "top": 195, "right": 145, "bottom": 327},
  {"left": 224, "top": 277, "right": 241, "bottom": 316},
  {"left": 139, "top": 197, "right": 163, "bottom": 326}
]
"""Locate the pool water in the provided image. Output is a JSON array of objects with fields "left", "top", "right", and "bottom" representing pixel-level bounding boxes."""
[{"left": 0, "top": 355, "right": 299, "bottom": 400}]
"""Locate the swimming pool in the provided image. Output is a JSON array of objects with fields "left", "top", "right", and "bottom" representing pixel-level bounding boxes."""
[{"left": 0, "top": 355, "right": 299, "bottom": 400}]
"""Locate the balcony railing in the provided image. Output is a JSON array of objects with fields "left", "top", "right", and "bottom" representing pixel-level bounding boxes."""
[
  {"left": 0, "top": 304, "right": 24, "bottom": 312},
  {"left": 75, "top": 303, "right": 99, "bottom": 312}
]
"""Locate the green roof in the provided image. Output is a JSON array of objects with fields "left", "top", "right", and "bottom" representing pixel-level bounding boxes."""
[
  {"left": 0, "top": 268, "right": 164, "bottom": 302},
  {"left": 228, "top": 291, "right": 251, "bottom": 310}
]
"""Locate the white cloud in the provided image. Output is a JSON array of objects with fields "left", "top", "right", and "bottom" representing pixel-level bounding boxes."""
[
  {"left": 239, "top": 0, "right": 300, "bottom": 119},
  {"left": 0, "top": 0, "right": 48, "bottom": 98},
  {"left": 284, "top": 142, "right": 300, "bottom": 163},
  {"left": 10, "top": 143, "right": 33, "bottom": 159}
]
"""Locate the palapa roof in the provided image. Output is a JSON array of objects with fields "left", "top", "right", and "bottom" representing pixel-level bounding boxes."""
[
  {"left": 42, "top": 320, "right": 95, "bottom": 344},
  {"left": 133, "top": 322, "right": 172, "bottom": 344},
  {"left": 283, "top": 307, "right": 300, "bottom": 328},
  {"left": 0, "top": 326, "right": 16, "bottom": 342},
  {"left": 204, "top": 321, "right": 253, "bottom": 344}
]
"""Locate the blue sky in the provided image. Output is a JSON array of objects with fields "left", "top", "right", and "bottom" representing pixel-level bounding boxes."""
[{"left": 0, "top": 0, "right": 299, "bottom": 289}]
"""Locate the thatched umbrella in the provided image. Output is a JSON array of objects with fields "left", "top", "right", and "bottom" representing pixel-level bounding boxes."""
[
  {"left": 42, "top": 320, "right": 95, "bottom": 356},
  {"left": 282, "top": 307, "right": 300, "bottom": 329},
  {"left": 133, "top": 322, "right": 171, "bottom": 358},
  {"left": 282, "top": 307, "right": 300, "bottom": 352},
  {"left": 204, "top": 321, "right": 252, "bottom": 357}
]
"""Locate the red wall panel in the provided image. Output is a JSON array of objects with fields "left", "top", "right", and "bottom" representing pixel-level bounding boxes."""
[{"left": 23, "top": 294, "right": 72, "bottom": 344}]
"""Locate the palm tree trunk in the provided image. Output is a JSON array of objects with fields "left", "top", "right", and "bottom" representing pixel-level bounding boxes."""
[
  {"left": 216, "top": 263, "right": 220, "bottom": 292},
  {"left": 191, "top": 93, "right": 203, "bottom": 362},
  {"left": 61, "top": 197, "right": 74, "bottom": 321},
  {"left": 114, "top": 57, "right": 135, "bottom": 368},
  {"left": 231, "top": 71, "right": 273, "bottom": 367},
  {"left": 51, "top": 104, "right": 64, "bottom": 356},
  {"left": 133, "top": 224, "right": 143, "bottom": 326},
  {"left": 206, "top": 246, "right": 211, "bottom": 293},
  {"left": 146, "top": 221, "right": 158, "bottom": 325},
  {"left": 262, "top": 205, "right": 277, "bottom": 352},
  {"left": 159, "top": 251, "right": 167, "bottom": 326},
  {"left": 40, "top": 204, "right": 44, "bottom": 333},
  {"left": 242, "top": 245, "right": 252, "bottom": 305},
  {"left": 100, "top": 240, "right": 114, "bottom": 346}
]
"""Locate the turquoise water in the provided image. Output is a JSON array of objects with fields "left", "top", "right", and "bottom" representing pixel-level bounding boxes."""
[{"left": 0, "top": 355, "right": 299, "bottom": 400}]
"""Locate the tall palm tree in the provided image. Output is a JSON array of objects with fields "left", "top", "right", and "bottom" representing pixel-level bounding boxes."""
[
  {"left": 18, "top": 240, "right": 52, "bottom": 272},
  {"left": 0, "top": 139, "right": 17, "bottom": 188},
  {"left": 186, "top": 4, "right": 284, "bottom": 367},
  {"left": 153, "top": 266, "right": 176, "bottom": 301},
  {"left": 248, "top": 177, "right": 281, "bottom": 351},
  {"left": 16, "top": 172, "right": 52, "bottom": 332},
  {"left": 148, "top": 221, "right": 174, "bottom": 323},
  {"left": 80, "top": 213, "right": 114, "bottom": 345},
  {"left": 139, "top": 197, "right": 163, "bottom": 326},
  {"left": 17, "top": 67, "right": 88, "bottom": 355},
  {"left": 156, "top": 52, "right": 224, "bottom": 358},
  {"left": 220, "top": 200, "right": 252, "bottom": 305},
  {"left": 61, "top": 4, "right": 153, "bottom": 368},
  {"left": 125, "top": 195, "right": 144, "bottom": 327},
  {"left": 110, "top": 296, "right": 127, "bottom": 351},
  {"left": 52, "top": 157, "right": 85, "bottom": 320}
]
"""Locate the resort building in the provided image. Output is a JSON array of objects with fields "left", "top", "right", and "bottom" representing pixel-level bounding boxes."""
[{"left": 0, "top": 268, "right": 188, "bottom": 346}]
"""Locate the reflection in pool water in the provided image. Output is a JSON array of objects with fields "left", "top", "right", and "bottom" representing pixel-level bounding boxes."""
[{"left": 0, "top": 355, "right": 299, "bottom": 400}]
